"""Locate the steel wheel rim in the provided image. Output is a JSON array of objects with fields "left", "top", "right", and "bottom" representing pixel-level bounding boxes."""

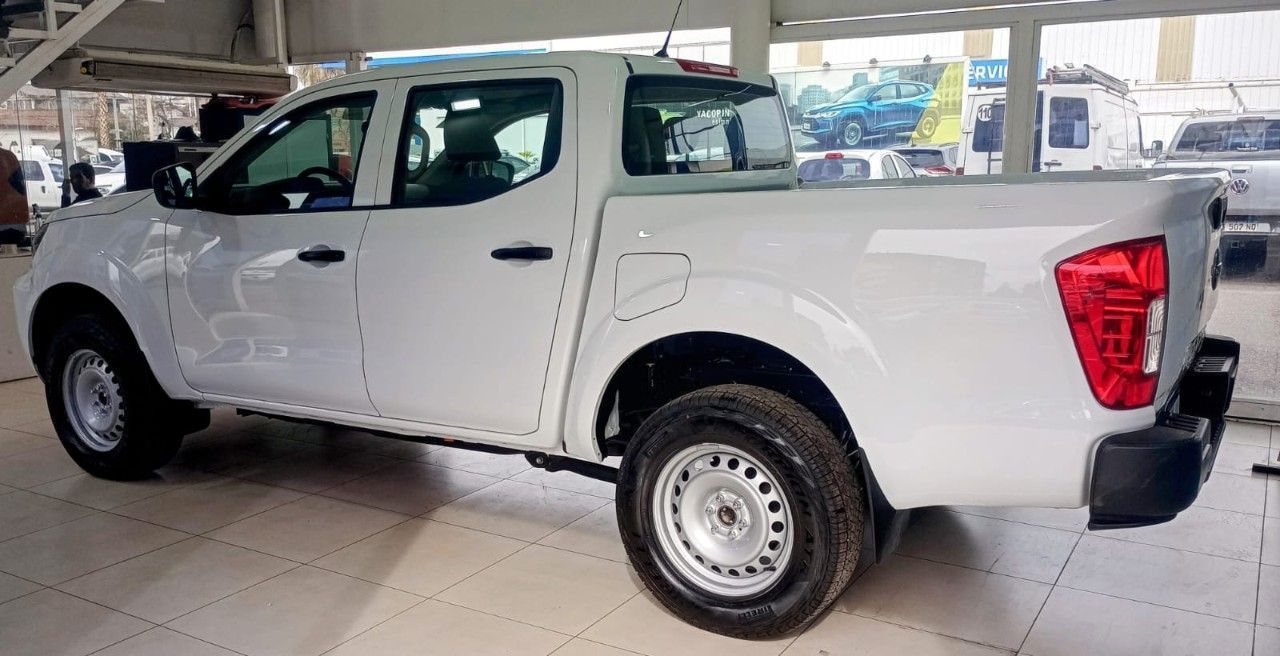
[
  {"left": 61, "top": 349, "right": 124, "bottom": 452},
  {"left": 843, "top": 122, "right": 862, "bottom": 145},
  {"left": 652, "top": 442, "right": 794, "bottom": 598}
]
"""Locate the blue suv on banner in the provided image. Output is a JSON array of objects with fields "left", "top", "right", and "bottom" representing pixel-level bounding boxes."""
[{"left": 801, "top": 80, "right": 936, "bottom": 148}]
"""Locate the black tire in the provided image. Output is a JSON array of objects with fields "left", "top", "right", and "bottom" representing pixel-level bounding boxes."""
[
  {"left": 838, "top": 118, "right": 866, "bottom": 148},
  {"left": 616, "top": 384, "right": 864, "bottom": 638},
  {"left": 915, "top": 108, "right": 940, "bottom": 139},
  {"left": 43, "top": 314, "right": 190, "bottom": 479}
]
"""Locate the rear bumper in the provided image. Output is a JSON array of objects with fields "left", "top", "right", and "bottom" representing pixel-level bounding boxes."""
[{"left": 1087, "top": 335, "right": 1239, "bottom": 530}]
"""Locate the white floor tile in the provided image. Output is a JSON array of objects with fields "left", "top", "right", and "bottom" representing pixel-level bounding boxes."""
[
  {"left": 539, "top": 503, "right": 627, "bottom": 563},
  {"left": 0, "top": 589, "right": 150, "bottom": 656},
  {"left": 206, "top": 495, "right": 409, "bottom": 562},
  {"left": 1102, "top": 505, "right": 1263, "bottom": 562},
  {"left": 1195, "top": 471, "right": 1268, "bottom": 516},
  {"left": 321, "top": 460, "right": 499, "bottom": 515},
  {"left": 1058, "top": 535, "right": 1258, "bottom": 622},
  {"left": 314, "top": 518, "right": 525, "bottom": 596},
  {"left": 581, "top": 592, "right": 790, "bottom": 656},
  {"left": 898, "top": 509, "right": 1078, "bottom": 583},
  {"left": 783, "top": 610, "right": 1012, "bottom": 655},
  {"left": 0, "top": 512, "right": 186, "bottom": 585},
  {"left": 1259, "top": 564, "right": 1280, "bottom": 629},
  {"left": 1021, "top": 586, "right": 1253, "bottom": 656},
  {"left": 114, "top": 477, "right": 305, "bottom": 533},
  {"left": 0, "top": 488, "right": 95, "bottom": 541},
  {"left": 327, "top": 598, "right": 569, "bottom": 655},
  {"left": 168, "top": 566, "right": 420, "bottom": 656},
  {"left": 57, "top": 536, "right": 294, "bottom": 623},
  {"left": 0, "top": 445, "right": 83, "bottom": 488},
  {"left": 835, "top": 555, "right": 1050, "bottom": 650},
  {"left": 425, "top": 479, "right": 609, "bottom": 542},
  {"left": 438, "top": 544, "right": 640, "bottom": 635},
  {"left": 92, "top": 627, "right": 240, "bottom": 656}
]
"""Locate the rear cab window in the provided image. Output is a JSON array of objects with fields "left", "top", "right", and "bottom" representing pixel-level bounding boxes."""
[
  {"left": 622, "top": 75, "right": 791, "bottom": 176},
  {"left": 1048, "top": 97, "right": 1089, "bottom": 148},
  {"left": 1169, "top": 117, "right": 1280, "bottom": 158},
  {"left": 797, "top": 157, "right": 869, "bottom": 182}
]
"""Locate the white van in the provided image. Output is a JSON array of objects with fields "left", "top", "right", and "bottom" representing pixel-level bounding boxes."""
[
  {"left": 20, "top": 159, "right": 63, "bottom": 211},
  {"left": 958, "top": 66, "right": 1144, "bottom": 175}
]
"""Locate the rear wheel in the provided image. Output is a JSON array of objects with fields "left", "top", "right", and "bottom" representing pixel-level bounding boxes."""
[
  {"left": 44, "top": 314, "right": 196, "bottom": 479},
  {"left": 617, "top": 384, "right": 864, "bottom": 638}
]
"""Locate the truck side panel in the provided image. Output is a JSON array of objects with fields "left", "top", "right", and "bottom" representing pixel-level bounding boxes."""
[{"left": 566, "top": 174, "right": 1223, "bottom": 510}]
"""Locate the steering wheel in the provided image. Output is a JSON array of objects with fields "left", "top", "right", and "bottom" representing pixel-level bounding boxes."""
[{"left": 298, "top": 166, "right": 354, "bottom": 195}]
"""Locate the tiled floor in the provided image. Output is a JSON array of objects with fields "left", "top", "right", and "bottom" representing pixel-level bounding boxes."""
[{"left": 0, "top": 375, "right": 1276, "bottom": 655}]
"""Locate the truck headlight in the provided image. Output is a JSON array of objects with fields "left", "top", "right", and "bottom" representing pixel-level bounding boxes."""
[{"left": 813, "top": 111, "right": 840, "bottom": 119}]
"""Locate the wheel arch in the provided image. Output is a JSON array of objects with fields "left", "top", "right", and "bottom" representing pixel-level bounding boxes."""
[
  {"left": 30, "top": 283, "right": 127, "bottom": 374},
  {"left": 590, "top": 331, "right": 855, "bottom": 457},
  {"left": 27, "top": 281, "right": 191, "bottom": 403},
  {"left": 592, "top": 330, "right": 906, "bottom": 563}
]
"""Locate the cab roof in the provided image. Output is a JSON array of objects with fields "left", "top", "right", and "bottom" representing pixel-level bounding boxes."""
[{"left": 316, "top": 51, "right": 775, "bottom": 93}]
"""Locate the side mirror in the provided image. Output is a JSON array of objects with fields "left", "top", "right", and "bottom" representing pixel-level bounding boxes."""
[
  {"left": 152, "top": 163, "right": 197, "bottom": 209},
  {"left": 1150, "top": 139, "right": 1164, "bottom": 156}
]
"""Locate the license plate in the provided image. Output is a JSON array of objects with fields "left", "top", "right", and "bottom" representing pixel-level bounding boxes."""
[
  {"left": 1224, "top": 221, "right": 1270, "bottom": 233},
  {"left": 803, "top": 121, "right": 814, "bottom": 131}
]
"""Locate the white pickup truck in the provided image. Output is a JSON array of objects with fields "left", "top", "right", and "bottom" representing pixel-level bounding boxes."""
[
  {"left": 1154, "top": 112, "right": 1280, "bottom": 278},
  {"left": 13, "top": 53, "right": 1239, "bottom": 638}
]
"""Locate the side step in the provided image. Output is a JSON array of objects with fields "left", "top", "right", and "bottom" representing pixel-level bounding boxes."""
[{"left": 525, "top": 453, "right": 618, "bottom": 484}]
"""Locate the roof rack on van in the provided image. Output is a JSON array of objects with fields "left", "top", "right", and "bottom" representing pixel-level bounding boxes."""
[{"left": 1044, "top": 65, "right": 1129, "bottom": 96}]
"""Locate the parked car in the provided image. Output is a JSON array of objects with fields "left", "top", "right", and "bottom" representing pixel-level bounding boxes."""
[
  {"left": 1154, "top": 112, "right": 1280, "bottom": 278},
  {"left": 94, "top": 160, "right": 126, "bottom": 195},
  {"left": 892, "top": 143, "right": 959, "bottom": 175},
  {"left": 796, "top": 149, "right": 917, "bottom": 182},
  {"left": 959, "top": 66, "right": 1144, "bottom": 175},
  {"left": 801, "top": 80, "right": 936, "bottom": 148},
  {"left": 19, "top": 159, "right": 63, "bottom": 211},
  {"left": 15, "top": 52, "right": 1238, "bottom": 639}
]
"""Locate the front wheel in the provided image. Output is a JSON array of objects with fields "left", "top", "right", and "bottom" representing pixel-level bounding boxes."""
[
  {"left": 617, "top": 384, "right": 865, "bottom": 638},
  {"left": 44, "top": 314, "right": 193, "bottom": 479},
  {"left": 839, "top": 119, "right": 866, "bottom": 148}
]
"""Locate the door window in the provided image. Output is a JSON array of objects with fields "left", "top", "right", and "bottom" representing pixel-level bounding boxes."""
[
  {"left": 892, "top": 155, "right": 916, "bottom": 177},
  {"left": 201, "top": 92, "right": 376, "bottom": 214},
  {"left": 1048, "top": 97, "right": 1090, "bottom": 148},
  {"left": 392, "top": 79, "right": 561, "bottom": 207},
  {"left": 20, "top": 161, "right": 42, "bottom": 182},
  {"left": 881, "top": 156, "right": 899, "bottom": 178},
  {"left": 870, "top": 85, "right": 898, "bottom": 102}
]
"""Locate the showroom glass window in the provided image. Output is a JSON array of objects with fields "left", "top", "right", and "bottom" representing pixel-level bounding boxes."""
[
  {"left": 622, "top": 75, "right": 791, "bottom": 176},
  {"left": 1047, "top": 97, "right": 1089, "bottom": 148},
  {"left": 390, "top": 79, "right": 561, "bottom": 207},
  {"left": 201, "top": 93, "right": 375, "bottom": 214}
]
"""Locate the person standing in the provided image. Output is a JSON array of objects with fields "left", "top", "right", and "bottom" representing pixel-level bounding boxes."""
[{"left": 61, "top": 162, "right": 103, "bottom": 207}]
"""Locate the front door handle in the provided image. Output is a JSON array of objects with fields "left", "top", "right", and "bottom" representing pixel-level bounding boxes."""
[
  {"left": 297, "top": 246, "right": 345, "bottom": 264},
  {"left": 491, "top": 246, "right": 553, "bottom": 261}
]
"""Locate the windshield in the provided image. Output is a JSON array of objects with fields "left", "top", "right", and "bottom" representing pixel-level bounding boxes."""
[
  {"left": 834, "top": 84, "right": 875, "bottom": 104},
  {"left": 1170, "top": 118, "right": 1280, "bottom": 157}
]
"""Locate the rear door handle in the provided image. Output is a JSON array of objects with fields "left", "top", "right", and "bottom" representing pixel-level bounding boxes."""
[
  {"left": 491, "top": 246, "right": 553, "bottom": 261},
  {"left": 297, "top": 246, "right": 345, "bottom": 264}
]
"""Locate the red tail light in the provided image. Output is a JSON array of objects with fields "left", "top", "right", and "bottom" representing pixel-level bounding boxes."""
[
  {"left": 824, "top": 152, "right": 844, "bottom": 159},
  {"left": 924, "top": 165, "right": 954, "bottom": 175},
  {"left": 676, "top": 59, "right": 739, "bottom": 78},
  {"left": 1055, "top": 237, "right": 1167, "bottom": 410},
  {"left": 955, "top": 166, "right": 965, "bottom": 175}
]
